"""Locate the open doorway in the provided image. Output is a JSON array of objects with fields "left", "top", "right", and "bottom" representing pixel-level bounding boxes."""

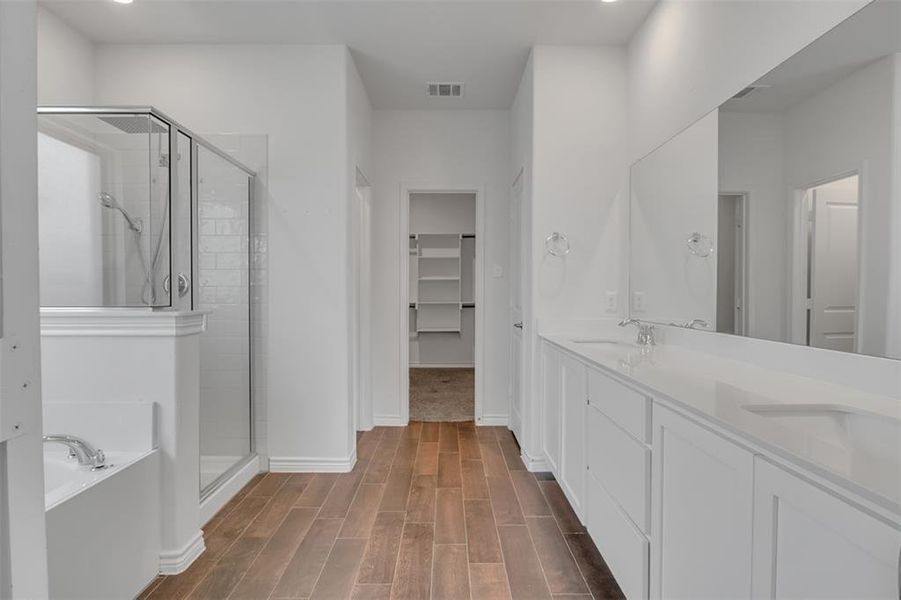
[
  {"left": 716, "top": 193, "right": 748, "bottom": 335},
  {"left": 406, "top": 191, "right": 477, "bottom": 421},
  {"left": 792, "top": 174, "right": 861, "bottom": 352}
]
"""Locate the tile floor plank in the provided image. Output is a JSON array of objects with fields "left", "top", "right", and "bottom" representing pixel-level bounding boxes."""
[
  {"left": 309, "top": 538, "right": 367, "bottom": 600},
  {"left": 352, "top": 583, "right": 393, "bottom": 599},
  {"left": 414, "top": 441, "right": 439, "bottom": 475},
  {"left": 357, "top": 511, "right": 406, "bottom": 584},
  {"left": 469, "top": 563, "right": 512, "bottom": 600},
  {"left": 434, "top": 488, "right": 466, "bottom": 544},
  {"left": 339, "top": 483, "right": 385, "bottom": 539},
  {"left": 480, "top": 443, "right": 509, "bottom": 479},
  {"left": 406, "top": 474, "right": 437, "bottom": 523},
  {"left": 437, "top": 452, "right": 463, "bottom": 488},
  {"left": 461, "top": 460, "right": 490, "bottom": 499},
  {"left": 538, "top": 481, "right": 585, "bottom": 534},
  {"left": 463, "top": 499, "right": 502, "bottom": 563},
  {"left": 487, "top": 475, "right": 526, "bottom": 525},
  {"left": 510, "top": 471, "right": 552, "bottom": 517},
  {"left": 295, "top": 473, "right": 339, "bottom": 508},
  {"left": 320, "top": 459, "right": 371, "bottom": 519},
  {"left": 438, "top": 422, "right": 459, "bottom": 453},
  {"left": 564, "top": 533, "right": 625, "bottom": 600},
  {"left": 271, "top": 518, "right": 343, "bottom": 598},
  {"left": 430, "top": 544, "right": 470, "bottom": 600},
  {"left": 526, "top": 517, "right": 588, "bottom": 595},
  {"left": 390, "top": 523, "right": 434, "bottom": 599},
  {"left": 497, "top": 525, "right": 553, "bottom": 600},
  {"left": 379, "top": 468, "right": 414, "bottom": 512},
  {"left": 420, "top": 422, "right": 440, "bottom": 442},
  {"left": 188, "top": 537, "right": 266, "bottom": 600}
]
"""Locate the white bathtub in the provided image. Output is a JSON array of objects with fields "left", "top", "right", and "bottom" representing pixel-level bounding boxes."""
[{"left": 44, "top": 402, "right": 161, "bottom": 600}]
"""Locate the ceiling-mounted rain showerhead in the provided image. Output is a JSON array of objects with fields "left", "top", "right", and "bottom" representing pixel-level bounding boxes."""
[
  {"left": 98, "top": 192, "right": 143, "bottom": 234},
  {"left": 98, "top": 115, "right": 168, "bottom": 135}
]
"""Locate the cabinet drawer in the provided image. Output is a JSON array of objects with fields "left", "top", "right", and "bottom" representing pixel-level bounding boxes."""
[
  {"left": 588, "top": 367, "right": 650, "bottom": 443},
  {"left": 587, "top": 474, "right": 649, "bottom": 600},
  {"left": 588, "top": 405, "right": 650, "bottom": 533}
]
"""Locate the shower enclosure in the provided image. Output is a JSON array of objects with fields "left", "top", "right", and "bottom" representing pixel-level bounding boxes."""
[{"left": 37, "top": 107, "right": 257, "bottom": 498}]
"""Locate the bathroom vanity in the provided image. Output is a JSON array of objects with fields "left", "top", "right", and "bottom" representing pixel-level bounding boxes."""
[{"left": 539, "top": 334, "right": 900, "bottom": 600}]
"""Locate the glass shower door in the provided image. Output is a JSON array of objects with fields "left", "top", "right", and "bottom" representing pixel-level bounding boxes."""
[{"left": 196, "top": 144, "right": 253, "bottom": 494}]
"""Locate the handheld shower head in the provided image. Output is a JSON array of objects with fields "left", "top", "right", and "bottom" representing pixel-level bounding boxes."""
[{"left": 98, "top": 192, "right": 143, "bottom": 233}]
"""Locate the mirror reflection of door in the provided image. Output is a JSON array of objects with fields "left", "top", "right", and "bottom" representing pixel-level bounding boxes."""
[
  {"left": 805, "top": 174, "right": 860, "bottom": 352},
  {"left": 716, "top": 193, "right": 747, "bottom": 335}
]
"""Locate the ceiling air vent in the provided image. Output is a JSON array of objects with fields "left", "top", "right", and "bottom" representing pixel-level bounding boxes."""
[
  {"left": 731, "top": 84, "right": 770, "bottom": 100},
  {"left": 427, "top": 82, "right": 464, "bottom": 98}
]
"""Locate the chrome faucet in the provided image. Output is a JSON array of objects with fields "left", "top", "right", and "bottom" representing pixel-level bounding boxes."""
[
  {"left": 43, "top": 434, "right": 107, "bottom": 470},
  {"left": 618, "top": 319, "right": 656, "bottom": 346}
]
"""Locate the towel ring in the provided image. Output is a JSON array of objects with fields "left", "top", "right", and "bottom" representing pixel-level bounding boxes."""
[
  {"left": 545, "top": 232, "right": 571, "bottom": 257},
  {"left": 686, "top": 232, "right": 713, "bottom": 258}
]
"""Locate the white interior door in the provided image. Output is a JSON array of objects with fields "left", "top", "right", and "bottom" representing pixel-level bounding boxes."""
[
  {"left": 809, "top": 176, "right": 859, "bottom": 352},
  {"left": 509, "top": 173, "right": 524, "bottom": 440}
]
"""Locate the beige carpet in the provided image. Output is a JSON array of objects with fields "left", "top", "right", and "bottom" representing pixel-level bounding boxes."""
[{"left": 409, "top": 367, "right": 474, "bottom": 422}]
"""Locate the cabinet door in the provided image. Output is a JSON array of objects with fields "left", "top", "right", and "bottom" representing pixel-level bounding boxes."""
[
  {"left": 560, "top": 353, "right": 586, "bottom": 516},
  {"left": 540, "top": 342, "right": 561, "bottom": 474},
  {"left": 650, "top": 404, "right": 754, "bottom": 600},
  {"left": 753, "top": 458, "right": 901, "bottom": 599}
]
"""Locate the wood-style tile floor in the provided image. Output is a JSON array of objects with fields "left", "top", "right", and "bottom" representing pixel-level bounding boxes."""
[{"left": 139, "top": 422, "right": 625, "bottom": 600}]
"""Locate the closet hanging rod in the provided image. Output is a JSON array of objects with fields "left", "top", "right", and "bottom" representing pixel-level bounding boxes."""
[
  {"left": 410, "top": 303, "right": 475, "bottom": 308},
  {"left": 409, "top": 234, "right": 476, "bottom": 238}
]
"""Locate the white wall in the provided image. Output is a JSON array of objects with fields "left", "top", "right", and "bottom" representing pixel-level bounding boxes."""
[
  {"left": 719, "top": 110, "right": 786, "bottom": 341},
  {"left": 93, "top": 44, "right": 358, "bottom": 468},
  {"left": 370, "top": 110, "right": 511, "bottom": 424},
  {"left": 1, "top": 1, "right": 50, "bottom": 597},
  {"left": 345, "top": 50, "right": 373, "bottom": 439},
  {"left": 37, "top": 7, "right": 94, "bottom": 105},
  {"left": 627, "top": 0, "right": 868, "bottom": 162},
  {"left": 515, "top": 46, "right": 629, "bottom": 466}
]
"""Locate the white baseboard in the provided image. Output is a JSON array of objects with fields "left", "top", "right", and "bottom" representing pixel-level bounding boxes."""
[
  {"left": 159, "top": 531, "right": 205, "bottom": 575},
  {"left": 373, "top": 415, "right": 407, "bottom": 426},
  {"left": 269, "top": 449, "right": 357, "bottom": 473},
  {"left": 410, "top": 363, "right": 475, "bottom": 368},
  {"left": 477, "top": 414, "right": 509, "bottom": 426},
  {"left": 522, "top": 449, "right": 551, "bottom": 473},
  {"left": 199, "top": 455, "right": 261, "bottom": 526}
]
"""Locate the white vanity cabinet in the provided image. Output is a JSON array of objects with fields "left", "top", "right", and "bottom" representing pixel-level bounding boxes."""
[
  {"left": 650, "top": 404, "right": 754, "bottom": 600},
  {"left": 752, "top": 458, "right": 901, "bottom": 599},
  {"left": 559, "top": 351, "right": 587, "bottom": 515},
  {"left": 539, "top": 341, "right": 562, "bottom": 473}
]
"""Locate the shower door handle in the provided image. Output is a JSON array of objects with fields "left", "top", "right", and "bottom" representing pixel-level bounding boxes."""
[{"left": 163, "top": 273, "right": 191, "bottom": 297}]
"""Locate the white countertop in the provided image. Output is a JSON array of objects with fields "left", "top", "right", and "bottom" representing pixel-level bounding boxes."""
[{"left": 542, "top": 333, "right": 901, "bottom": 519}]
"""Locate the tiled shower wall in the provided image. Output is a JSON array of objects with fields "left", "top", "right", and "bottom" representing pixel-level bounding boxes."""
[{"left": 198, "top": 134, "right": 268, "bottom": 467}]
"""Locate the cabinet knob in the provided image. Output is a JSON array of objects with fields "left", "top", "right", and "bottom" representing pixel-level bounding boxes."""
[{"left": 513, "top": 322, "right": 523, "bottom": 329}]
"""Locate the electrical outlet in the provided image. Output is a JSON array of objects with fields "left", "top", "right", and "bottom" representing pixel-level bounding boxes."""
[
  {"left": 632, "top": 291, "right": 647, "bottom": 312},
  {"left": 605, "top": 291, "right": 618, "bottom": 313}
]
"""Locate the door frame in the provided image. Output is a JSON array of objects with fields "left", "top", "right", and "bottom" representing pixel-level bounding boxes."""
[
  {"left": 718, "top": 191, "right": 750, "bottom": 336},
  {"left": 352, "top": 168, "right": 373, "bottom": 431},
  {"left": 399, "top": 182, "right": 486, "bottom": 425},
  {"left": 788, "top": 168, "right": 865, "bottom": 349}
]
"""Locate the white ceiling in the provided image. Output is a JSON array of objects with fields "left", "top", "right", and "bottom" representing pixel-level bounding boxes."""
[
  {"left": 41, "top": 0, "right": 657, "bottom": 109},
  {"left": 722, "top": 0, "right": 901, "bottom": 113}
]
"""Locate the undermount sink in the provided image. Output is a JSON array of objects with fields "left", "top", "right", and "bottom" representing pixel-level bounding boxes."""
[{"left": 742, "top": 403, "right": 901, "bottom": 464}]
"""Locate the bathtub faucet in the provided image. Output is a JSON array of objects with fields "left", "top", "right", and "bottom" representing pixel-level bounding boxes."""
[{"left": 43, "top": 434, "right": 106, "bottom": 470}]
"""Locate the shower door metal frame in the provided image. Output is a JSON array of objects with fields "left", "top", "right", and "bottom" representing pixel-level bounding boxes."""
[{"left": 38, "top": 106, "right": 258, "bottom": 499}]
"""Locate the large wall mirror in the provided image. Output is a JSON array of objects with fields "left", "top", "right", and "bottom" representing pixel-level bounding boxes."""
[{"left": 629, "top": 0, "right": 900, "bottom": 360}]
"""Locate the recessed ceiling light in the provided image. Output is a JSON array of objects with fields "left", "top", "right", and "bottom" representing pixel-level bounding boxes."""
[{"left": 113, "top": 0, "right": 134, "bottom": 4}]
